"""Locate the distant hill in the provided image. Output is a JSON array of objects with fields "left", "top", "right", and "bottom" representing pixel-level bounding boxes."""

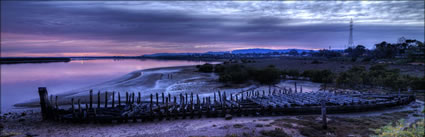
[
  {"left": 231, "top": 48, "right": 314, "bottom": 54},
  {"left": 142, "top": 48, "right": 328, "bottom": 57}
]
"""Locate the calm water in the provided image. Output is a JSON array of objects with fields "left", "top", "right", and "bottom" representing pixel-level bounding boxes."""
[{"left": 0, "top": 59, "right": 212, "bottom": 113}]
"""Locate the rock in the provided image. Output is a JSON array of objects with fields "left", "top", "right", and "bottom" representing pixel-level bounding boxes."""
[
  {"left": 18, "top": 118, "right": 25, "bottom": 122},
  {"left": 25, "top": 133, "right": 39, "bottom": 137},
  {"left": 21, "top": 112, "right": 27, "bottom": 116},
  {"left": 225, "top": 114, "right": 232, "bottom": 120}
]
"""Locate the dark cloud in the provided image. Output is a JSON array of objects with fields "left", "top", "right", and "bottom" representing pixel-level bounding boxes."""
[{"left": 1, "top": 1, "right": 424, "bottom": 56}]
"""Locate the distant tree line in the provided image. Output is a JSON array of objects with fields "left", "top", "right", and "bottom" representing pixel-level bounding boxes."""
[{"left": 312, "top": 38, "right": 424, "bottom": 62}]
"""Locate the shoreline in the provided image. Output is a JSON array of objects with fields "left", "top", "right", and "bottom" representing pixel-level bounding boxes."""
[{"left": 12, "top": 64, "right": 323, "bottom": 110}]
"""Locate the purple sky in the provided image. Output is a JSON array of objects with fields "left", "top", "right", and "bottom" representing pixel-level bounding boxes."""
[{"left": 1, "top": 1, "right": 424, "bottom": 57}]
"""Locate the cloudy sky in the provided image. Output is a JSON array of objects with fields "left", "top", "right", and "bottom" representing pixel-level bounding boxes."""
[{"left": 1, "top": 1, "right": 424, "bottom": 57}]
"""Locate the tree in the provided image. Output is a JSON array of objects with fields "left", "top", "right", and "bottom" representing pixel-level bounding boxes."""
[
  {"left": 254, "top": 66, "right": 281, "bottom": 85},
  {"left": 198, "top": 63, "right": 213, "bottom": 72},
  {"left": 289, "top": 49, "right": 299, "bottom": 56},
  {"left": 353, "top": 45, "right": 366, "bottom": 57}
]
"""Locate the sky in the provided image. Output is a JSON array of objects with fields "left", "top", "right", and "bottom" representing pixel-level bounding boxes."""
[{"left": 1, "top": 1, "right": 424, "bottom": 57}]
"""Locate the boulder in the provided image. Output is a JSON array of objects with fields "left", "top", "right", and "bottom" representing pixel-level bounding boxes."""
[{"left": 225, "top": 114, "right": 232, "bottom": 120}]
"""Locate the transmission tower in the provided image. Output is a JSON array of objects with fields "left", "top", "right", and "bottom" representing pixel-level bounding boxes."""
[{"left": 348, "top": 18, "right": 354, "bottom": 48}]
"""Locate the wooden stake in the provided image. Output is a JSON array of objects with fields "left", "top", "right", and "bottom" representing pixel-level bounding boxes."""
[
  {"left": 89, "top": 90, "right": 93, "bottom": 109},
  {"left": 97, "top": 91, "right": 100, "bottom": 108},
  {"left": 38, "top": 87, "right": 51, "bottom": 120},
  {"left": 55, "top": 96, "right": 58, "bottom": 109},
  {"left": 321, "top": 99, "right": 327, "bottom": 129},
  {"left": 126, "top": 92, "right": 129, "bottom": 104},
  {"left": 104, "top": 92, "right": 108, "bottom": 108},
  {"left": 78, "top": 99, "right": 81, "bottom": 114},
  {"left": 118, "top": 92, "right": 121, "bottom": 106},
  {"left": 156, "top": 93, "right": 159, "bottom": 107},
  {"left": 112, "top": 91, "right": 115, "bottom": 108},
  {"left": 162, "top": 92, "right": 165, "bottom": 104},
  {"left": 138, "top": 92, "right": 141, "bottom": 104},
  {"left": 71, "top": 98, "right": 75, "bottom": 117}
]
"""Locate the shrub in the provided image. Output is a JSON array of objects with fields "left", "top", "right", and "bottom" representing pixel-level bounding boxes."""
[
  {"left": 198, "top": 63, "right": 213, "bottom": 73},
  {"left": 302, "top": 69, "right": 333, "bottom": 83},
  {"left": 254, "top": 66, "right": 281, "bottom": 85},
  {"left": 214, "top": 64, "right": 225, "bottom": 73},
  {"left": 372, "top": 119, "right": 424, "bottom": 137},
  {"left": 218, "top": 64, "right": 250, "bottom": 83}
]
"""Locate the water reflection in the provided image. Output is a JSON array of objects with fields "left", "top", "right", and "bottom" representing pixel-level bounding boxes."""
[{"left": 0, "top": 59, "right": 213, "bottom": 112}]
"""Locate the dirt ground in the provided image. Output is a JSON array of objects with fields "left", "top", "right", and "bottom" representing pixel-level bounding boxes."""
[{"left": 1, "top": 101, "right": 423, "bottom": 137}]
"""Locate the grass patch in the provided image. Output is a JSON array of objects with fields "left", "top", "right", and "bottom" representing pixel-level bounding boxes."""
[
  {"left": 269, "top": 111, "right": 412, "bottom": 137},
  {"left": 259, "top": 128, "right": 291, "bottom": 137}
]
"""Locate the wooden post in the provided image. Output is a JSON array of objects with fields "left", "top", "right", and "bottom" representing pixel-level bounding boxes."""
[
  {"left": 55, "top": 96, "right": 58, "bottom": 109},
  {"left": 182, "top": 94, "right": 186, "bottom": 119},
  {"left": 118, "top": 92, "right": 121, "bottom": 106},
  {"left": 50, "top": 95, "right": 53, "bottom": 106},
  {"left": 78, "top": 99, "right": 82, "bottom": 115},
  {"left": 89, "top": 90, "right": 93, "bottom": 109},
  {"left": 214, "top": 92, "right": 217, "bottom": 103},
  {"left": 150, "top": 94, "right": 153, "bottom": 118},
  {"left": 104, "top": 92, "right": 108, "bottom": 108},
  {"left": 97, "top": 91, "right": 101, "bottom": 108},
  {"left": 218, "top": 91, "right": 222, "bottom": 105},
  {"left": 207, "top": 97, "right": 210, "bottom": 116},
  {"left": 126, "top": 92, "right": 129, "bottom": 104},
  {"left": 156, "top": 93, "right": 159, "bottom": 107},
  {"left": 190, "top": 93, "right": 194, "bottom": 118},
  {"left": 138, "top": 92, "right": 141, "bottom": 104},
  {"left": 130, "top": 93, "right": 134, "bottom": 110},
  {"left": 185, "top": 93, "right": 188, "bottom": 105},
  {"left": 196, "top": 94, "right": 200, "bottom": 108},
  {"left": 294, "top": 82, "right": 297, "bottom": 93},
  {"left": 71, "top": 98, "right": 75, "bottom": 117},
  {"left": 165, "top": 97, "right": 169, "bottom": 120},
  {"left": 85, "top": 103, "right": 89, "bottom": 115},
  {"left": 321, "top": 99, "right": 327, "bottom": 129},
  {"left": 38, "top": 87, "right": 51, "bottom": 120},
  {"left": 197, "top": 96, "right": 201, "bottom": 118},
  {"left": 168, "top": 93, "right": 171, "bottom": 104},
  {"left": 162, "top": 92, "right": 165, "bottom": 104},
  {"left": 112, "top": 91, "right": 115, "bottom": 108},
  {"left": 230, "top": 94, "right": 233, "bottom": 101}
]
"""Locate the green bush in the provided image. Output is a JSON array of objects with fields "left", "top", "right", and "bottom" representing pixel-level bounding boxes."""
[
  {"left": 302, "top": 69, "right": 333, "bottom": 83},
  {"left": 372, "top": 119, "right": 424, "bottom": 137},
  {"left": 218, "top": 64, "right": 250, "bottom": 83},
  {"left": 253, "top": 66, "right": 281, "bottom": 84}
]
